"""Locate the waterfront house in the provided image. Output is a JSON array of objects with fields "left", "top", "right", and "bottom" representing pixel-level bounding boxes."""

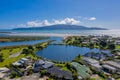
[
  {"left": 42, "top": 61, "right": 54, "bottom": 69},
  {"left": 47, "top": 67, "right": 73, "bottom": 80},
  {"left": 82, "top": 57, "right": 102, "bottom": 70},
  {"left": 20, "top": 58, "right": 29, "bottom": 65},
  {"left": 104, "top": 61, "right": 120, "bottom": 72},
  {"left": 33, "top": 60, "right": 54, "bottom": 72},
  {"left": 13, "top": 58, "right": 29, "bottom": 67},
  {"left": 84, "top": 52, "right": 106, "bottom": 61},
  {"left": 102, "top": 64, "right": 117, "bottom": 73}
]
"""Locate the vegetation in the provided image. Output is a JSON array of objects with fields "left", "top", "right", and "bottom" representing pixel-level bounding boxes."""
[
  {"left": 0, "top": 41, "right": 50, "bottom": 67},
  {"left": 0, "top": 36, "right": 48, "bottom": 42},
  {"left": 64, "top": 36, "right": 117, "bottom": 51},
  {"left": 0, "top": 53, "right": 4, "bottom": 62}
]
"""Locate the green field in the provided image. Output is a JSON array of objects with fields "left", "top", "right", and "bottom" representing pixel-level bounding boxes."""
[{"left": 0, "top": 41, "right": 50, "bottom": 67}]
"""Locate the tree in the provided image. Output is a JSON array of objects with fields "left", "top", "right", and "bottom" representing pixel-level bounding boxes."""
[
  {"left": 10, "top": 71, "right": 19, "bottom": 79},
  {"left": 99, "top": 41, "right": 107, "bottom": 49},
  {"left": 28, "top": 45, "right": 34, "bottom": 50},
  {"left": 0, "top": 53, "right": 4, "bottom": 62},
  {"left": 108, "top": 44, "right": 115, "bottom": 50},
  {"left": 89, "top": 43, "right": 94, "bottom": 49},
  {"left": 22, "top": 48, "right": 34, "bottom": 55}
]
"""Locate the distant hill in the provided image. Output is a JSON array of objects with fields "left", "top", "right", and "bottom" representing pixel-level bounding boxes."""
[{"left": 13, "top": 24, "right": 107, "bottom": 30}]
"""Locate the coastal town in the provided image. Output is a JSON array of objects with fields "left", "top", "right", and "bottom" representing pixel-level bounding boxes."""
[
  {"left": 1, "top": 0, "right": 120, "bottom": 80},
  {"left": 0, "top": 35, "right": 120, "bottom": 80}
]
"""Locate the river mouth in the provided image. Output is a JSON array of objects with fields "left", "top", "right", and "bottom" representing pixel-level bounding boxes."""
[{"left": 36, "top": 45, "right": 100, "bottom": 62}]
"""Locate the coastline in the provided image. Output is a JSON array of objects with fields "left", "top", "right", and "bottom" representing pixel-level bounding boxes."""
[
  {"left": 8, "top": 33, "right": 82, "bottom": 37},
  {"left": 8, "top": 32, "right": 120, "bottom": 37}
]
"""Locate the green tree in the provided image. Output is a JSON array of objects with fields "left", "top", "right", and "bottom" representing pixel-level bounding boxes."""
[
  {"left": 108, "top": 44, "right": 115, "bottom": 50},
  {"left": 0, "top": 53, "right": 4, "bottom": 62},
  {"left": 28, "top": 45, "right": 34, "bottom": 50}
]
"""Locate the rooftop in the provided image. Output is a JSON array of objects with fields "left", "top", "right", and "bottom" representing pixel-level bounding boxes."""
[
  {"left": 20, "top": 58, "right": 29, "bottom": 61},
  {"left": 82, "top": 57, "right": 99, "bottom": 64},
  {"left": 43, "top": 61, "right": 54, "bottom": 69},
  {"left": 0, "top": 67, "right": 10, "bottom": 73},
  {"left": 105, "top": 61, "right": 120, "bottom": 69},
  {"left": 102, "top": 65, "right": 116, "bottom": 70},
  {"left": 47, "top": 67, "right": 73, "bottom": 79}
]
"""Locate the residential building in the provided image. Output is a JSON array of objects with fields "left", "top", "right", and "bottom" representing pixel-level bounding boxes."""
[
  {"left": 82, "top": 57, "right": 102, "bottom": 70},
  {"left": 47, "top": 67, "right": 73, "bottom": 80}
]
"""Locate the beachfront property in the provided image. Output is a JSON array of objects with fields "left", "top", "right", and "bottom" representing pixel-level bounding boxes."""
[
  {"left": 0, "top": 67, "right": 10, "bottom": 79},
  {"left": 82, "top": 57, "right": 102, "bottom": 70}
]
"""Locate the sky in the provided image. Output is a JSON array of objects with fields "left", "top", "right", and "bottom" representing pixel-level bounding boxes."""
[{"left": 0, "top": 0, "right": 120, "bottom": 29}]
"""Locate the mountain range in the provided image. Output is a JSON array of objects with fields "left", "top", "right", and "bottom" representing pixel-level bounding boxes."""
[{"left": 13, "top": 24, "right": 107, "bottom": 30}]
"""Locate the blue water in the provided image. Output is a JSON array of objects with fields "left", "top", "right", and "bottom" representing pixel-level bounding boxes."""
[
  {"left": 0, "top": 29, "right": 113, "bottom": 61},
  {"left": 0, "top": 37, "right": 63, "bottom": 47},
  {"left": 36, "top": 45, "right": 100, "bottom": 61},
  {"left": 0, "top": 40, "right": 49, "bottom": 47},
  {"left": 1, "top": 29, "right": 120, "bottom": 37}
]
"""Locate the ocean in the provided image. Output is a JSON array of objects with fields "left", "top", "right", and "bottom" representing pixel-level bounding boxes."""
[{"left": 0, "top": 29, "right": 120, "bottom": 37}]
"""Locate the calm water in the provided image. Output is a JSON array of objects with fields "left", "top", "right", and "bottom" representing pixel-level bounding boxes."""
[
  {"left": 0, "top": 37, "right": 63, "bottom": 47},
  {"left": 36, "top": 45, "right": 100, "bottom": 61},
  {"left": 1, "top": 29, "right": 120, "bottom": 37},
  {"left": 0, "top": 29, "right": 115, "bottom": 61}
]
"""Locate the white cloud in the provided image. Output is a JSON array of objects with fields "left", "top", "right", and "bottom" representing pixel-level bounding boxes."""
[
  {"left": 54, "top": 18, "right": 80, "bottom": 25},
  {"left": 88, "top": 17, "right": 96, "bottom": 21},
  {"left": 17, "top": 18, "right": 81, "bottom": 27}
]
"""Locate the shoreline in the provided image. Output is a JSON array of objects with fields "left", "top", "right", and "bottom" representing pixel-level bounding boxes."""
[
  {"left": 8, "top": 33, "right": 120, "bottom": 37},
  {"left": 9, "top": 33, "right": 83, "bottom": 37}
]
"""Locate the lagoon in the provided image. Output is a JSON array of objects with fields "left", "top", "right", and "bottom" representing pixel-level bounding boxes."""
[{"left": 36, "top": 45, "right": 100, "bottom": 61}]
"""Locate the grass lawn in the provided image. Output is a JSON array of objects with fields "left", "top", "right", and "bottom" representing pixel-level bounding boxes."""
[
  {"left": 0, "top": 46, "right": 38, "bottom": 67},
  {"left": 55, "top": 63, "right": 71, "bottom": 72},
  {"left": 116, "top": 45, "right": 120, "bottom": 49},
  {"left": 0, "top": 48, "right": 22, "bottom": 59},
  {"left": 0, "top": 42, "right": 48, "bottom": 67}
]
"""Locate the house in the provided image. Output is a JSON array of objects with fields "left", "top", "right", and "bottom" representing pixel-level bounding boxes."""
[
  {"left": 47, "top": 67, "right": 73, "bottom": 80},
  {"left": 42, "top": 61, "right": 54, "bottom": 69},
  {"left": 102, "top": 64, "right": 117, "bottom": 73},
  {"left": 82, "top": 57, "right": 102, "bottom": 70},
  {"left": 0, "top": 67, "right": 10, "bottom": 79},
  {"left": 84, "top": 52, "right": 106, "bottom": 61},
  {"left": 101, "top": 50, "right": 114, "bottom": 57},
  {"left": 0, "top": 67, "right": 10, "bottom": 73},
  {"left": 20, "top": 73, "right": 40, "bottom": 80},
  {"left": 90, "top": 37, "right": 98, "bottom": 43},
  {"left": 104, "top": 61, "right": 120, "bottom": 71},
  {"left": 20, "top": 58, "right": 29, "bottom": 65},
  {"left": 33, "top": 60, "right": 54, "bottom": 72},
  {"left": 115, "top": 40, "right": 120, "bottom": 45},
  {"left": 12, "top": 61, "right": 23, "bottom": 66},
  {"left": 13, "top": 58, "right": 30, "bottom": 67}
]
